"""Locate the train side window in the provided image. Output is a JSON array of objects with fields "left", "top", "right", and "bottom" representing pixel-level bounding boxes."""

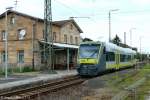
[
  {"left": 106, "top": 51, "right": 109, "bottom": 61},
  {"left": 128, "top": 55, "right": 131, "bottom": 61},
  {"left": 106, "top": 52, "right": 115, "bottom": 61},
  {"left": 103, "top": 47, "right": 106, "bottom": 54},
  {"left": 111, "top": 52, "right": 115, "bottom": 61},
  {"left": 120, "top": 54, "right": 126, "bottom": 62}
]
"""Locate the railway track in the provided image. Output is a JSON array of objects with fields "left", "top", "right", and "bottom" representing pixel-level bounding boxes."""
[
  {"left": 0, "top": 75, "right": 85, "bottom": 100},
  {"left": 0, "top": 63, "right": 146, "bottom": 100}
]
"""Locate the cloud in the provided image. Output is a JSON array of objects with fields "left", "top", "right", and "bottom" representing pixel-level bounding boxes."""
[{"left": 132, "top": 0, "right": 150, "bottom": 6}]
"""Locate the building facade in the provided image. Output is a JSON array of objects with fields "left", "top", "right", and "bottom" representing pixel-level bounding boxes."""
[{"left": 0, "top": 10, "right": 83, "bottom": 70}]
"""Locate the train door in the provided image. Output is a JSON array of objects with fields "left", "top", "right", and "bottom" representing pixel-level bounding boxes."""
[{"left": 115, "top": 51, "right": 120, "bottom": 69}]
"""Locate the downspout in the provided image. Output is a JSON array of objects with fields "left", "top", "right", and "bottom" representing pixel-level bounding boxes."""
[{"left": 32, "top": 21, "right": 36, "bottom": 70}]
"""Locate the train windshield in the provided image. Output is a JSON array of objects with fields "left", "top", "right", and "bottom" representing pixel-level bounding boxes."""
[{"left": 79, "top": 45, "right": 100, "bottom": 58}]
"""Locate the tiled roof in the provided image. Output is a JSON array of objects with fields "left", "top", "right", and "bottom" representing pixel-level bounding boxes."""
[{"left": 0, "top": 10, "right": 83, "bottom": 33}]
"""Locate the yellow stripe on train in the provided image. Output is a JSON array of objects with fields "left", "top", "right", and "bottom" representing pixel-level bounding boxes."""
[{"left": 79, "top": 59, "right": 98, "bottom": 64}]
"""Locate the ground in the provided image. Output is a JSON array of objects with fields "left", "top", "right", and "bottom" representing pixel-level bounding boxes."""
[{"left": 37, "top": 63, "right": 150, "bottom": 100}]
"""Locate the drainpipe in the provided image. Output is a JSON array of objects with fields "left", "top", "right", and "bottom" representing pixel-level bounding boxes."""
[
  {"left": 67, "top": 48, "right": 70, "bottom": 71},
  {"left": 32, "top": 21, "right": 36, "bottom": 70}
]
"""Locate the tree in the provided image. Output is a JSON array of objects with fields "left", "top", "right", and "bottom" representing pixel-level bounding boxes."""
[{"left": 111, "top": 35, "right": 121, "bottom": 46}]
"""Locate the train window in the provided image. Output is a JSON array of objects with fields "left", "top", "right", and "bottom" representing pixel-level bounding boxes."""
[
  {"left": 125, "top": 55, "right": 128, "bottom": 61},
  {"left": 106, "top": 52, "right": 115, "bottom": 61},
  {"left": 120, "top": 54, "right": 124, "bottom": 62},
  {"left": 128, "top": 55, "right": 131, "bottom": 61},
  {"left": 79, "top": 45, "right": 100, "bottom": 58},
  {"left": 120, "top": 54, "right": 132, "bottom": 62},
  {"left": 103, "top": 47, "right": 106, "bottom": 54}
]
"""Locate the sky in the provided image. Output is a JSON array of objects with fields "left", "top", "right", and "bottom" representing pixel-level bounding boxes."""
[{"left": 0, "top": 0, "right": 150, "bottom": 53}]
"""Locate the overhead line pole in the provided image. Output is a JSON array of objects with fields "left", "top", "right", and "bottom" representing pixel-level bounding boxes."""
[
  {"left": 5, "top": 7, "right": 13, "bottom": 79},
  {"left": 44, "top": 0, "right": 53, "bottom": 69},
  {"left": 5, "top": 9, "right": 8, "bottom": 79},
  {"left": 108, "top": 9, "right": 119, "bottom": 42}
]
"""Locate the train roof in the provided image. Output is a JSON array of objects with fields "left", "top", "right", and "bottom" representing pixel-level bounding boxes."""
[
  {"left": 104, "top": 42, "right": 136, "bottom": 54},
  {"left": 80, "top": 41, "right": 101, "bottom": 45},
  {"left": 80, "top": 41, "right": 136, "bottom": 54}
]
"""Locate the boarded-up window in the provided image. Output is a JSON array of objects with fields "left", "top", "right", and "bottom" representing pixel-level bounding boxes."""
[
  {"left": 70, "top": 35, "right": 73, "bottom": 44},
  {"left": 70, "top": 24, "right": 73, "bottom": 30},
  {"left": 53, "top": 32, "right": 56, "bottom": 42},
  {"left": 64, "top": 34, "right": 67, "bottom": 43},
  {"left": 75, "top": 37, "right": 78, "bottom": 45}
]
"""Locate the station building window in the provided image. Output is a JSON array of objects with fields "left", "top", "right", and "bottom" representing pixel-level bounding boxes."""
[
  {"left": 64, "top": 34, "right": 67, "bottom": 43},
  {"left": 70, "top": 24, "right": 73, "bottom": 30},
  {"left": 75, "top": 37, "right": 78, "bottom": 45},
  {"left": 53, "top": 32, "right": 57, "bottom": 42},
  {"left": 10, "top": 17, "right": 15, "bottom": 25},
  {"left": 70, "top": 35, "right": 73, "bottom": 44},
  {"left": 18, "top": 50, "right": 24, "bottom": 63},
  {"left": 1, "top": 51, "right": 8, "bottom": 63},
  {"left": 2, "top": 30, "right": 6, "bottom": 40}
]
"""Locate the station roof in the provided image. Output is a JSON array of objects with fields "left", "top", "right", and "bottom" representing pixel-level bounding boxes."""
[
  {"left": 54, "top": 43, "right": 79, "bottom": 49},
  {"left": 0, "top": 10, "right": 83, "bottom": 33},
  {"left": 39, "top": 40, "right": 79, "bottom": 49}
]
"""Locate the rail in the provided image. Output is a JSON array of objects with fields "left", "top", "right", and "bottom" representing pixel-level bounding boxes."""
[{"left": 0, "top": 75, "right": 84, "bottom": 100}]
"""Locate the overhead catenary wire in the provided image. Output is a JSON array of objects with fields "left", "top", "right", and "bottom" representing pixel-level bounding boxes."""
[
  {"left": 53, "top": 0, "right": 81, "bottom": 15},
  {"left": 52, "top": 0, "right": 150, "bottom": 24}
]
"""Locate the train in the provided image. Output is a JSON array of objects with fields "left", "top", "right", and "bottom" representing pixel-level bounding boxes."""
[{"left": 77, "top": 41, "right": 137, "bottom": 76}]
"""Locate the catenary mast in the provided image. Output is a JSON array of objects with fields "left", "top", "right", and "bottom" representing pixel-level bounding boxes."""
[{"left": 44, "top": 0, "right": 53, "bottom": 69}]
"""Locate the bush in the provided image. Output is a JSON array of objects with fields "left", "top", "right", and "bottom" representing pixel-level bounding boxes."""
[
  {"left": 0, "top": 66, "right": 36, "bottom": 75},
  {"left": 22, "top": 66, "right": 33, "bottom": 72}
]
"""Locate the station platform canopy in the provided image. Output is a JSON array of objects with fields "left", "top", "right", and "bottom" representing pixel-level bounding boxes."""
[{"left": 39, "top": 40, "right": 79, "bottom": 49}]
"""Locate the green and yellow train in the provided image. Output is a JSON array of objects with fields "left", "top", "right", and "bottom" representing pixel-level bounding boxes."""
[{"left": 77, "top": 41, "right": 136, "bottom": 76}]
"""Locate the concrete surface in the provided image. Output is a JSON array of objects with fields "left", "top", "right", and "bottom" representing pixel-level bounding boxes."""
[{"left": 0, "top": 70, "right": 77, "bottom": 93}]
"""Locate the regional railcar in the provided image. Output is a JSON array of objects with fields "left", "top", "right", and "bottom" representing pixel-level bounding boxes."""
[{"left": 77, "top": 41, "right": 136, "bottom": 76}]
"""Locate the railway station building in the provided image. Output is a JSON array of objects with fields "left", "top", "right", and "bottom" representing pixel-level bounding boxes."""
[{"left": 0, "top": 10, "right": 83, "bottom": 70}]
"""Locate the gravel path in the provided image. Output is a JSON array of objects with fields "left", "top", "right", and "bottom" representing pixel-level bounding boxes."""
[{"left": 33, "top": 68, "right": 138, "bottom": 100}]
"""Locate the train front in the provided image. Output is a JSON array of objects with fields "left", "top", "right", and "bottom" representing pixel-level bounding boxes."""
[{"left": 77, "top": 43, "right": 101, "bottom": 76}]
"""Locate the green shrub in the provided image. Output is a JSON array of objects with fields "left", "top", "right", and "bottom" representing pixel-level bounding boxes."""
[{"left": 22, "top": 66, "right": 33, "bottom": 72}]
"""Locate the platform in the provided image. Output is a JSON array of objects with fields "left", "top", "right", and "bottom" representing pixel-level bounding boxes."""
[{"left": 0, "top": 70, "right": 77, "bottom": 94}]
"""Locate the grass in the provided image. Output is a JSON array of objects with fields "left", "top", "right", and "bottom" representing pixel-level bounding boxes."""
[
  {"left": 124, "top": 64, "right": 150, "bottom": 100},
  {"left": 100, "top": 63, "right": 150, "bottom": 100},
  {"left": 0, "top": 66, "right": 58, "bottom": 76},
  {"left": 0, "top": 66, "right": 36, "bottom": 76}
]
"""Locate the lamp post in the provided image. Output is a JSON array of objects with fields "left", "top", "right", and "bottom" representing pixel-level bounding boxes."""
[
  {"left": 139, "top": 36, "right": 143, "bottom": 62},
  {"left": 129, "top": 28, "right": 136, "bottom": 47},
  {"left": 109, "top": 9, "right": 119, "bottom": 42},
  {"left": 5, "top": 7, "right": 13, "bottom": 78}
]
